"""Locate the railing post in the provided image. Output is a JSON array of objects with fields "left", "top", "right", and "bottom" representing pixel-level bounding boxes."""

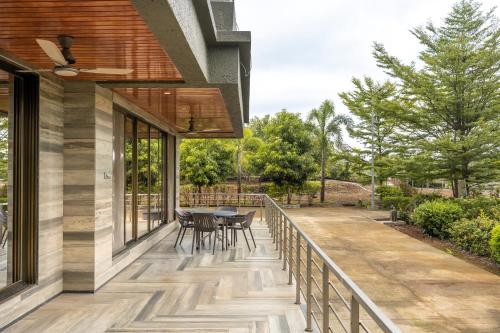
[
  {"left": 278, "top": 212, "right": 282, "bottom": 255},
  {"left": 350, "top": 295, "right": 359, "bottom": 333},
  {"left": 305, "top": 244, "right": 312, "bottom": 332},
  {"left": 295, "top": 232, "right": 301, "bottom": 304},
  {"left": 322, "top": 263, "right": 330, "bottom": 333},
  {"left": 282, "top": 216, "right": 287, "bottom": 270},
  {"left": 260, "top": 196, "right": 263, "bottom": 221},
  {"left": 273, "top": 209, "right": 277, "bottom": 243},
  {"left": 288, "top": 221, "right": 293, "bottom": 284},
  {"left": 271, "top": 208, "right": 275, "bottom": 241}
]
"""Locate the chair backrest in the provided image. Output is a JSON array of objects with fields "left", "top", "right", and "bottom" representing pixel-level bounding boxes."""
[
  {"left": 244, "top": 211, "right": 256, "bottom": 228},
  {"left": 218, "top": 206, "right": 237, "bottom": 212},
  {"left": 175, "top": 208, "right": 192, "bottom": 226},
  {"left": 226, "top": 214, "right": 246, "bottom": 226},
  {"left": 192, "top": 213, "right": 217, "bottom": 232}
]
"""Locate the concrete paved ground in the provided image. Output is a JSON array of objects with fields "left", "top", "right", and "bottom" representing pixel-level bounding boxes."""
[{"left": 285, "top": 207, "right": 500, "bottom": 333}]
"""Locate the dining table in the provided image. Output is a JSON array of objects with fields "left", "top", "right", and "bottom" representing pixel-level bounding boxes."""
[{"left": 184, "top": 208, "right": 238, "bottom": 250}]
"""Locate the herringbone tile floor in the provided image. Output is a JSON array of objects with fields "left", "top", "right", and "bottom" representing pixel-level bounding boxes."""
[{"left": 5, "top": 221, "right": 306, "bottom": 332}]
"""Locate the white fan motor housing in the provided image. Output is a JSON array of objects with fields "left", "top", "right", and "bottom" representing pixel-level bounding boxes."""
[{"left": 54, "top": 66, "right": 79, "bottom": 77}]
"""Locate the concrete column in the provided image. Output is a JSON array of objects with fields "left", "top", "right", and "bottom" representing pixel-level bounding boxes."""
[{"left": 63, "top": 82, "right": 113, "bottom": 291}]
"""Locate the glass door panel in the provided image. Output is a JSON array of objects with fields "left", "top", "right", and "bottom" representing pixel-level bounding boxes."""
[
  {"left": 0, "top": 69, "right": 14, "bottom": 290},
  {"left": 137, "top": 121, "right": 149, "bottom": 237},
  {"left": 124, "top": 116, "right": 134, "bottom": 243}
]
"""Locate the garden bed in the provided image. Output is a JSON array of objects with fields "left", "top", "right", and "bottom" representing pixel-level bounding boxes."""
[{"left": 389, "top": 223, "right": 500, "bottom": 276}]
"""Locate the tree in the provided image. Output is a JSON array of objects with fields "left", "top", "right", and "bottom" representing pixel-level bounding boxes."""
[
  {"left": 373, "top": 0, "right": 500, "bottom": 196},
  {"left": 339, "top": 77, "right": 401, "bottom": 184},
  {"left": 307, "top": 100, "right": 352, "bottom": 202},
  {"left": 249, "top": 110, "right": 316, "bottom": 204},
  {"left": 232, "top": 127, "right": 264, "bottom": 193},
  {"left": 180, "top": 139, "right": 235, "bottom": 193},
  {"left": 248, "top": 115, "right": 270, "bottom": 139}
]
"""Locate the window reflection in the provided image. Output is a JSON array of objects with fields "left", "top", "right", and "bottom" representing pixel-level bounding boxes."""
[
  {"left": 124, "top": 116, "right": 134, "bottom": 243},
  {"left": 0, "top": 69, "right": 13, "bottom": 289},
  {"left": 137, "top": 121, "right": 149, "bottom": 237}
]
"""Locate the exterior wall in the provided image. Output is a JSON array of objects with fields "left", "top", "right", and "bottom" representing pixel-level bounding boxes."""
[
  {"left": 0, "top": 79, "right": 180, "bottom": 326},
  {"left": 63, "top": 83, "right": 179, "bottom": 292},
  {"left": 0, "top": 77, "right": 64, "bottom": 328}
]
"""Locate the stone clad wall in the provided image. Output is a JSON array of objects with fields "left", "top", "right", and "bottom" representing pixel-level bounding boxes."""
[
  {"left": 93, "top": 85, "right": 113, "bottom": 287},
  {"left": 63, "top": 82, "right": 114, "bottom": 291},
  {"left": 63, "top": 81, "right": 98, "bottom": 291}
]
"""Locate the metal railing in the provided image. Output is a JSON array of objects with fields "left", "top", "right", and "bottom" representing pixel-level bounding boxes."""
[
  {"left": 179, "top": 192, "right": 401, "bottom": 332},
  {"left": 181, "top": 192, "right": 264, "bottom": 209},
  {"left": 262, "top": 194, "right": 401, "bottom": 333}
]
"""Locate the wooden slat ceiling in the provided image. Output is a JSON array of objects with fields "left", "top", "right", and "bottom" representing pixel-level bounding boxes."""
[
  {"left": 0, "top": 1, "right": 235, "bottom": 136},
  {"left": 0, "top": 70, "right": 10, "bottom": 114},
  {"left": 0, "top": 0, "right": 182, "bottom": 81},
  {"left": 113, "top": 88, "right": 234, "bottom": 135}
]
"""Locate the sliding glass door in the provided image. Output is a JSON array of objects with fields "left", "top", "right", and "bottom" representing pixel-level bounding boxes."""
[
  {"left": 0, "top": 69, "right": 13, "bottom": 290},
  {"left": 0, "top": 64, "right": 38, "bottom": 299},
  {"left": 112, "top": 107, "right": 168, "bottom": 254},
  {"left": 137, "top": 121, "right": 149, "bottom": 238}
]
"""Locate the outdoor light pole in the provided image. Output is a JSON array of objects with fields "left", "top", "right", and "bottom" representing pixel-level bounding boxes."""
[{"left": 370, "top": 110, "right": 375, "bottom": 209}]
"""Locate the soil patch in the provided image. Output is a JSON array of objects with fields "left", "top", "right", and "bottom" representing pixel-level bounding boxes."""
[{"left": 390, "top": 223, "right": 500, "bottom": 276}]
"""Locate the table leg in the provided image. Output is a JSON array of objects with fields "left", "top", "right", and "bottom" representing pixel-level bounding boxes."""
[{"left": 222, "top": 223, "right": 225, "bottom": 251}]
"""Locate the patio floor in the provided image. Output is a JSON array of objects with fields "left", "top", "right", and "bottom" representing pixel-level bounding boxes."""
[
  {"left": 4, "top": 220, "right": 306, "bottom": 332},
  {"left": 286, "top": 207, "right": 500, "bottom": 333}
]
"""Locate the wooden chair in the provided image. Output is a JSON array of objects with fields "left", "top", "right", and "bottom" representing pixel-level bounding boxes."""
[
  {"left": 227, "top": 211, "right": 256, "bottom": 251},
  {"left": 191, "top": 213, "right": 219, "bottom": 255},
  {"left": 174, "top": 208, "right": 193, "bottom": 248}
]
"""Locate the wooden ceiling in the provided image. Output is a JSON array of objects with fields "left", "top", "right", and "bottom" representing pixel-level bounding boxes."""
[
  {"left": 0, "top": 0, "right": 182, "bottom": 81},
  {"left": 113, "top": 88, "right": 234, "bottom": 135},
  {"left": 0, "top": 70, "right": 10, "bottom": 114},
  {"left": 0, "top": 1, "right": 236, "bottom": 136}
]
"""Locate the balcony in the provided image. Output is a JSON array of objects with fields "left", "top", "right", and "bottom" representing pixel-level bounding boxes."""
[{"left": 4, "top": 195, "right": 399, "bottom": 333}]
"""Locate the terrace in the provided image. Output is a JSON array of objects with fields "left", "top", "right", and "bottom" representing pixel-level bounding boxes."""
[{"left": 4, "top": 195, "right": 399, "bottom": 333}]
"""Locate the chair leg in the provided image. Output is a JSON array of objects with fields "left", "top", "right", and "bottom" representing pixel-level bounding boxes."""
[
  {"left": 179, "top": 228, "right": 188, "bottom": 246},
  {"left": 249, "top": 227, "right": 257, "bottom": 248},
  {"left": 174, "top": 226, "right": 183, "bottom": 247},
  {"left": 241, "top": 228, "right": 251, "bottom": 251},
  {"left": 191, "top": 229, "right": 196, "bottom": 255},
  {"left": 213, "top": 231, "right": 217, "bottom": 255},
  {"left": 1, "top": 229, "right": 6, "bottom": 249}
]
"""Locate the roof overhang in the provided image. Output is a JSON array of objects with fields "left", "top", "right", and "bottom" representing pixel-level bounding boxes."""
[{"left": 0, "top": 0, "right": 251, "bottom": 138}]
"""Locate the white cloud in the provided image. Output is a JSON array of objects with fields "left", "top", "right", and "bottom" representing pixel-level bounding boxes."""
[{"left": 234, "top": 0, "right": 498, "bottom": 145}]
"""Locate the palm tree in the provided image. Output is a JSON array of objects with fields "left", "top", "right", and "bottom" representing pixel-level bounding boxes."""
[{"left": 307, "top": 100, "right": 352, "bottom": 203}]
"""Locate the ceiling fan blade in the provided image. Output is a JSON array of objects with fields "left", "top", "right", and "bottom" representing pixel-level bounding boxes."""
[
  {"left": 17, "top": 69, "right": 53, "bottom": 73},
  {"left": 199, "top": 128, "right": 222, "bottom": 132},
  {"left": 36, "top": 39, "right": 68, "bottom": 66},
  {"left": 80, "top": 68, "right": 134, "bottom": 75}
]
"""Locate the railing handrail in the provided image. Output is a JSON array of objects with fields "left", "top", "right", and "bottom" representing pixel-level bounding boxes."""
[{"left": 181, "top": 192, "right": 400, "bottom": 332}]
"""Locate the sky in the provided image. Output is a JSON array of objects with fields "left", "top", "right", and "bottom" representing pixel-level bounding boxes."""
[{"left": 234, "top": 0, "right": 497, "bottom": 145}]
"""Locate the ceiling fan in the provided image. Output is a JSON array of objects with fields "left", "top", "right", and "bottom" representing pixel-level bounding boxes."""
[
  {"left": 18, "top": 35, "right": 134, "bottom": 77},
  {"left": 177, "top": 104, "right": 223, "bottom": 135}
]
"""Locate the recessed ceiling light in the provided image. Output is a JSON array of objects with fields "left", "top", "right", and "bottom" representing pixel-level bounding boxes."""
[{"left": 163, "top": 91, "right": 171, "bottom": 95}]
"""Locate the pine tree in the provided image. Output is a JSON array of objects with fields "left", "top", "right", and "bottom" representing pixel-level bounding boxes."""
[{"left": 373, "top": 0, "right": 500, "bottom": 196}]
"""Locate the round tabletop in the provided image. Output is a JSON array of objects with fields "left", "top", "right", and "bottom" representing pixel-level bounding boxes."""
[
  {"left": 213, "top": 210, "right": 237, "bottom": 217},
  {"left": 184, "top": 208, "right": 237, "bottom": 217}
]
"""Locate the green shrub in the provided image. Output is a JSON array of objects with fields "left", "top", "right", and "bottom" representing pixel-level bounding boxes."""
[
  {"left": 381, "top": 195, "right": 411, "bottom": 211},
  {"left": 297, "top": 181, "right": 320, "bottom": 206},
  {"left": 490, "top": 224, "right": 500, "bottom": 263},
  {"left": 375, "top": 185, "right": 403, "bottom": 199},
  {"left": 413, "top": 200, "right": 463, "bottom": 239},
  {"left": 398, "top": 210, "right": 411, "bottom": 223},
  {"left": 455, "top": 196, "right": 500, "bottom": 219},
  {"left": 449, "top": 213, "right": 498, "bottom": 256}
]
